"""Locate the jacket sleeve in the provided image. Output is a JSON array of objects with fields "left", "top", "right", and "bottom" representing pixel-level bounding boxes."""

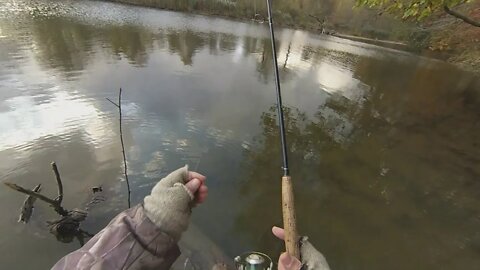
[{"left": 51, "top": 204, "right": 180, "bottom": 270}]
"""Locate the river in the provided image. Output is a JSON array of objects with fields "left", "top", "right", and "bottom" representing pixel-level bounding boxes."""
[{"left": 0, "top": 0, "right": 479, "bottom": 269}]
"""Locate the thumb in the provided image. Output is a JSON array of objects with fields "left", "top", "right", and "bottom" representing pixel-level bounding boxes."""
[
  {"left": 278, "top": 252, "right": 302, "bottom": 270},
  {"left": 185, "top": 178, "right": 201, "bottom": 194},
  {"left": 159, "top": 165, "right": 188, "bottom": 187}
]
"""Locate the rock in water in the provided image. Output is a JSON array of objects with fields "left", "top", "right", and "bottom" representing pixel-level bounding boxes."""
[{"left": 18, "top": 184, "right": 42, "bottom": 223}]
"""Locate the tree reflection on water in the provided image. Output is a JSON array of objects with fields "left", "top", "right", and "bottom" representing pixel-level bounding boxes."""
[{"left": 235, "top": 66, "right": 480, "bottom": 268}]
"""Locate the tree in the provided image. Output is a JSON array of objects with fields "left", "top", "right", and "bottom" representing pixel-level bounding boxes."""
[{"left": 355, "top": 0, "right": 480, "bottom": 27}]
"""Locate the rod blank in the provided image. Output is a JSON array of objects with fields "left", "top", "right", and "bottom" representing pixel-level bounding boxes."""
[{"left": 266, "top": 0, "right": 289, "bottom": 177}]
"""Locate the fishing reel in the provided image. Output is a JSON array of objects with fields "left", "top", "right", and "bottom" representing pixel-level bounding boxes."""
[{"left": 234, "top": 251, "right": 273, "bottom": 270}]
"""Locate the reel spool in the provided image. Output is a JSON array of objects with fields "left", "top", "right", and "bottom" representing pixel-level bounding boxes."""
[{"left": 234, "top": 252, "right": 273, "bottom": 270}]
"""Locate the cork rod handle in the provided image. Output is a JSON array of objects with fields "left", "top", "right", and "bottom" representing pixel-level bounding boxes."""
[{"left": 282, "top": 175, "right": 300, "bottom": 259}]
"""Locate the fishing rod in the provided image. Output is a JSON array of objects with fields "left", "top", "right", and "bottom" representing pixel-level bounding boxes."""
[
  {"left": 235, "top": 1, "right": 299, "bottom": 268},
  {"left": 265, "top": 0, "right": 300, "bottom": 260}
]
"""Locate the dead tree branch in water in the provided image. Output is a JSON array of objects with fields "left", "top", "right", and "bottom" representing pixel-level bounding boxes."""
[
  {"left": 5, "top": 182, "right": 69, "bottom": 216},
  {"left": 107, "top": 88, "right": 131, "bottom": 208},
  {"left": 51, "top": 162, "right": 63, "bottom": 205},
  {"left": 4, "top": 162, "right": 94, "bottom": 246},
  {"left": 5, "top": 182, "right": 57, "bottom": 205},
  {"left": 18, "top": 184, "right": 42, "bottom": 223},
  {"left": 5, "top": 163, "right": 69, "bottom": 217},
  {"left": 47, "top": 209, "right": 89, "bottom": 244}
]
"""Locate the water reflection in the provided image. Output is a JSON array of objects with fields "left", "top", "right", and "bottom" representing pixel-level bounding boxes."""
[
  {"left": 1, "top": 2, "right": 398, "bottom": 86},
  {"left": 0, "top": 91, "right": 112, "bottom": 151},
  {"left": 31, "top": 17, "right": 93, "bottom": 72},
  {"left": 237, "top": 72, "right": 480, "bottom": 269},
  {"left": 0, "top": 1, "right": 479, "bottom": 269},
  {"left": 106, "top": 25, "right": 155, "bottom": 66},
  {"left": 167, "top": 30, "right": 206, "bottom": 66}
]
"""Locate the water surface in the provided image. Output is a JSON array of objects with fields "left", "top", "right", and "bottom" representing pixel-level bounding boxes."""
[{"left": 0, "top": 0, "right": 479, "bottom": 269}]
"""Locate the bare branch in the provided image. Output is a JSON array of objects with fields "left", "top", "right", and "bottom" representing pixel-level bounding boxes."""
[
  {"left": 119, "top": 88, "right": 131, "bottom": 208},
  {"left": 107, "top": 88, "right": 131, "bottom": 208},
  {"left": 111, "top": 88, "right": 131, "bottom": 208},
  {"left": 5, "top": 182, "right": 56, "bottom": 204},
  {"left": 4, "top": 182, "right": 69, "bottom": 216},
  {"left": 308, "top": 14, "right": 323, "bottom": 23},
  {"left": 18, "top": 184, "right": 42, "bottom": 223},
  {"left": 51, "top": 162, "right": 63, "bottom": 205},
  {"left": 444, "top": 5, "right": 480, "bottom": 27},
  {"left": 106, "top": 98, "right": 119, "bottom": 108}
]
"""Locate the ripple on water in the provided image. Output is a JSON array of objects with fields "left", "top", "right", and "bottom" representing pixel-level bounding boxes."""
[{"left": 0, "top": 89, "right": 112, "bottom": 153}]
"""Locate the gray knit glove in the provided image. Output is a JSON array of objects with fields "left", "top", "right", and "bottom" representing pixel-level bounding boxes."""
[
  {"left": 300, "top": 236, "right": 331, "bottom": 270},
  {"left": 143, "top": 165, "right": 194, "bottom": 241}
]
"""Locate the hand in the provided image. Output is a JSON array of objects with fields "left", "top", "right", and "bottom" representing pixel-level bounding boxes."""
[
  {"left": 185, "top": 171, "right": 208, "bottom": 205},
  {"left": 273, "top": 226, "right": 331, "bottom": 270},
  {"left": 144, "top": 166, "right": 208, "bottom": 240},
  {"left": 272, "top": 226, "right": 302, "bottom": 270}
]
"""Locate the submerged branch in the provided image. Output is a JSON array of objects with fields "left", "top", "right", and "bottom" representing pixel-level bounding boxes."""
[
  {"left": 5, "top": 162, "right": 95, "bottom": 245},
  {"left": 51, "top": 162, "right": 63, "bottom": 205},
  {"left": 18, "top": 184, "right": 42, "bottom": 223},
  {"left": 5, "top": 182, "right": 57, "bottom": 204},
  {"left": 444, "top": 5, "right": 480, "bottom": 27},
  {"left": 4, "top": 182, "right": 69, "bottom": 216}
]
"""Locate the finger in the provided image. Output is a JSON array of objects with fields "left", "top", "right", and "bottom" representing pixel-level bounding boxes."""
[
  {"left": 196, "top": 192, "right": 208, "bottom": 204},
  {"left": 195, "top": 186, "right": 208, "bottom": 203},
  {"left": 278, "top": 252, "right": 302, "bottom": 270},
  {"left": 160, "top": 166, "right": 189, "bottom": 187},
  {"left": 272, "top": 226, "right": 285, "bottom": 240},
  {"left": 188, "top": 171, "right": 206, "bottom": 183},
  {"left": 185, "top": 178, "right": 201, "bottom": 194},
  {"left": 198, "top": 185, "right": 208, "bottom": 194}
]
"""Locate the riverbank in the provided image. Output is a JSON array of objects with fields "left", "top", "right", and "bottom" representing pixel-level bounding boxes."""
[
  {"left": 102, "top": 0, "right": 479, "bottom": 74},
  {"left": 102, "top": 0, "right": 411, "bottom": 41},
  {"left": 427, "top": 8, "right": 480, "bottom": 74},
  {"left": 331, "top": 33, "right": 408, "bottom": 50}
]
